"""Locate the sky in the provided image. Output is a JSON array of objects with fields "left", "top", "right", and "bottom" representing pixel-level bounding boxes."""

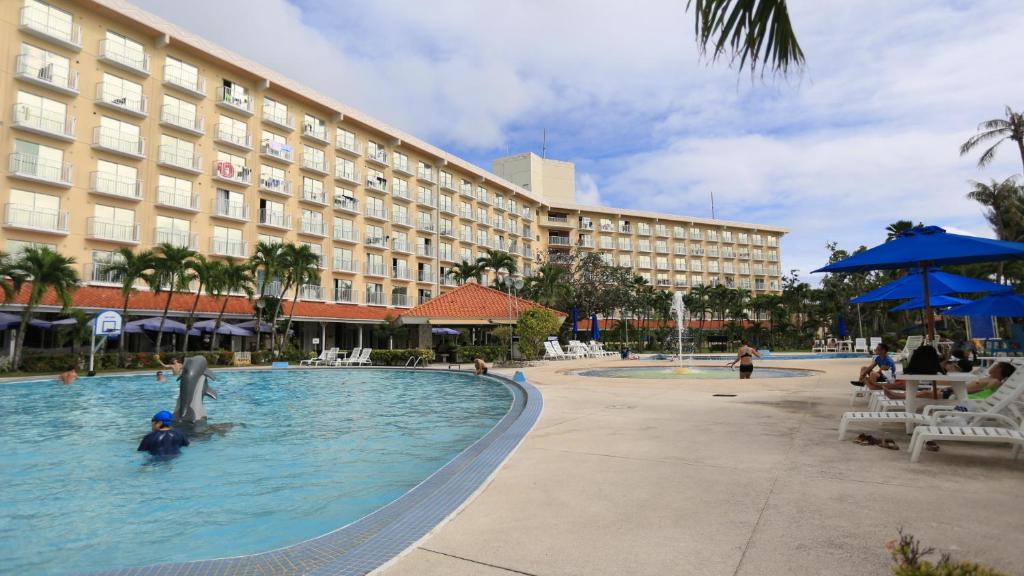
[{"left": 132, "top": 0, "right": 1024, "bottom": 284}]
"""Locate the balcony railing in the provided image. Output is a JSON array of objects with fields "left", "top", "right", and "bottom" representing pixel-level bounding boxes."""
[
  {"left": 162, "top": 65, "right": 206, "bottom": 97},
  {"left": 259, "top": 174, "right": 291, "bottom": 196},
  {"left": 336, "top": 135, "right": 359, "bottom": 155},
  {"left": 301, "top": 123, "right": 329, "bottom": 144},
  {"left": 476, "top": 214, "right": 490, "bottom": 227},
  {"left": 393, "top": 161, "right": 412, "bottom": 176},
  {"left": 212, "top": 161, "right": 252, "bottom": 186},
  {"left": 335, "top": 166, "right": 360, "bottom": 185},
  {"left": 365, "top": 146, "right": 389, "bottom": 166},
  {"left": 418, "top": 270, "right": 437, "bottom": 283},
  {"left": 158, "top": 146, "right": 201, "bottom": 172},
  {"left": 521, "top": 208, "right": 534, "bottom": 221},
  {"left": 366, "top": 175, "right": 389, "bottom": 193},
  {"left": 299, "top": 218, "right": 326, "bottom": 236},
  {"left": 261, "top": 105, "right": 292, "bottom": 130},
  {"left": 392, "top": 239, "right": 411, "bottom": 253},
  {"left": 11, "top": 102, "right": 75, "bottom": 140},
  {"left": 85, "top": 262, "right": 124, "bottom": 285},
  {"left": 460, "top": 185, "right": 474, "bottom": 198},
  {"left": 260, "top": 142, "right": 293, "bottom": 163},
  {"left": 212, "top": 199, "right": 249, "bottom": 221},
  {"left": 365, "top": 207, "right": 388, "bottom": 221},
  {"left": 301, "top": 187, "right": 328, "bottom": 205},
  {"left": 4, "top": 204, "right": 68, "bottom": 234},
  {"left": 391, "top": 213, "right": 412, "bottom": 228},
  {"left": 87, "top": 218, "right": 140, "bottom": 243},
  {"left": 417, "top": 245, "right": 435, "bottom": 258},
  {"left": 155, "top": 186, "right": 200, "bottom": 211},
  {"left": 333, "top": 287, "right": 354, "bottom": 303},
  {"left": 459, "top": 208, "right": 474, "bottom": 221},
  {"left": 438, "top": 202, "right": 455, "bottom": 215},
  {"left": 215, "top": 125, "right": 252, "bottom": 150},
  {"left": 548, "top": 236, "right": 571, "bottom": 246},
  {"left": 333, "top": 226, "right": 360, "bottom": 243},
  {"left": 439, "top": 250, "right": 454, "bottom": 262},
  {"left": 93, "top": 126, "right": 145, "bottom": 158},
  {"left": 365, "top": 235, "right": 387, "bottom": 249},
  {"left": 153, "top": 228, "right": 197, "bottom": 249},
  {"left": 210, "top": 237, "right": 248, "bottom": 257},
  {"left": 95, "top": 82, "right": 148, "bottom": 116},
  {"left": 439, "top": 227, "right": 455, "bottom": 239},
  {"left": 90, "top": 172, "right": 142, "bottom": 200},
  {"left": 365, "top": 263, "right": 387, "bottom": 277},
  {"left": 391, "top": 293, "right": 410, "bottom": 307},
  {"left": 392, "top": 267, "right": 412, "bottom": 281},
  {"left": 547, "top": 214, "right": 569, "bottom": 224},
  {"left": 258, "top": 209, "right": 291, "bottom": 230},
  {"left": 366, "top": 291, "right": 386, "bottom": 306},
  {"left": 15, "top": 54, "right": 79, "bottom": 94},
  {"left": 159, "top": 106, "right": 204, "bottom": 135},
  {"left": 522, "top": 247, "right": 535, "bottom": 259},
  {"left": 417, "top": 168, "right": 436, "bottom": 184},
  {"left": 19, "top": 5, "right": 82, "bottom": 50},
  {"left": 334, "top": 195, "right": 358, "bottom": 213},
  {"left": 301, "top": 154, "right": 329, "bottom": 174},
  {"left": 333, "top": 259, "right": 358, "bottom": 273},
  {"left": 8, "top": 153, "right": 72, "bottom": 187},
  {"left": 299, "top": 284, "right": 324, "bottom": 300},
  {"left": 441, "top": 275, "right": 457, "bottom": 287},
  {"left": 417, "top": 221, "right": 436, "bottom": 233},
  {"left": 98, "top": 39, "right": 149, "bottom": 76},
  {"left": 217, "top": 86, "right": 253, "bottom": 115}
]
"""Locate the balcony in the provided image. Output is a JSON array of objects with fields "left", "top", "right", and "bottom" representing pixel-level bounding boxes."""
[
  {"left": 162, "top": 65, "right": 206, "bottom": 98},
  {"left": 299, "top": 284, "right": 324, "bottom": 301},
  {"left": 366, "top": 291, "right": 386, "bottom": 306},
  {"left": 459, "top": 208, "right": 474, "bottom": 221},
  {"left": 391, "top": 213, "right": 412, "bottom": 228},
  {"left": 476, "top": 214, "right": 490, "bottom": 227},
  {"left": 299, "top": 218, "right": 326, "bottom": 237},
  {"left": 212, "top": 161, "right": 252, "bottom": 186},
  {"left": 548, "top": 236, "right": 571, "bottom": 246},
  {"left": 87, "top": 218, "right": 140, "bottom": 244},
  {"left": 522, "top": 226, "right": 532, "bottom": 237},
  {"left": 439, "top": 227, "right": 455, "bottom": 239},
  {"left": 366, "top": 175, "right": 389, "bottom": 194},
  {"left": 4, "top": 204, "right": 68, "bottom": 234},
  {"left": 416, "top": 245, "right": 435, "bottom": 258},
  {"left": 157, "top": 146, "right": 201, "bottom": 173},
  {"left": 300, "top": 186, "right": 328, "bottom": 206},
  {"left": 8, "top": 153, "right": 72, "bottom": 188},
  {"left": 391, "top": 293, "right": 410, "bottom": 307},
  {"left": 416, "top": 168, "right": 436, "bottom": 184},
  {"left": 333, "top": 226, "right": 360, "bottom": 244},
  {"left": 153, "top": 228, "right": 197, "bottom": 249},
  {"left": 365, "top": 263, "right": 387, "bottom": 278},
  {"left": 441, "top": 275, "right": 457, "bottom": 287},
  {"left": 476, "top": 193, "right": 490, "bottom": 206},
  {"left": 159, "top": 106, "right": 204, "bottom": 135},
  {"left": 14, "top": 54, "right": 79, "bottom": 95},
  {"left": 521, "top": 208, "right": 534, "bottom": 221},
  {"left": 418, "top": 195, "right": 437, "bottom": 209},
  {"left": 300, "top": 154, "right": 329, "bottom": 175},
  {"left": 211, "top": 199, "right": 249, "bottom": 221},
  {"left": 260, "top": 142, "right": 293, "bottom": 163},
  {"left": 85, "top": 262, "right": 123, "bottom": 285},
  {"left": 392, "top": 267, "right": 412, "bottom": 281},
  {"left": 90, "top": 172, "right": 142, "bottom": 201},
  {"left": 11, "top": 103, "right": 75, "bottom": 141},
  {"left": 333, "top": 195, "right": 359, "bottom": 214},
  {"left": 19, "top": 5, "right": 82, "bottom": 51},
  {"left": 95, "top": 83, "right": 148, "bottom": 117},
  {"left": 261, "top": 106, "right": 292, "bottom": 132},
  {"left": 155, "top": 186, "right": 200, "bottom": 212},
  {"left": 301, "top": 124, "right": 329, "bottom": 145},
  {"left": 336, "top": 135, "right": 359, "bottom": 156},
  {"left": 417, "top": 219, "right": 436, "bottom": 233},
  {"left": 257, "top": 209, "right": 291, "bottom": 230},
  {"left": 392, "top": 161, "right": 413, "bottom": 177},
  {"left": 333, "top": 287, "right": 354, "bottom": 303},
  {"left": 215, "top": 125, "right": 252, "bottom": 151},
  {"left": 365, "top": 206, "right": 388, "bottom": 221},
  {"left": 637, "top": 244, "right": 652, "bottom": 253},
  {"left": 365, "top": 147, "right": 389, "bottom": 166},
  {"left": 619, "top": 225, "right": 633, "bottom": 234},
  {"left": 522, "top": 247, "right": 535, "bottom": 259},
  {"left": 459, "top": 233, "right": 474, "bottom": 243},
  {"left": 460, "top": 185, "right": 474, "bottom": 199},
  {"left": 217, "top": 86, "right": 253, "bottom": 116},
  {"left": 439, "top": 250, "right": 454, "bottom": 262},
  {"left": 333, "top": 258, "right": 358, "bottom": 274},
  {"left": 392, "top": 239, "right": 412, "bottom": 254},
  {"left": 210, "top": 237, "right": 248, "bottom": 257},
  {"left": 335, "top": 165, "right": 360, "bottom": 186},
  {"left": 98, "top": 39, "right": 149, "bottom": 77},
  {"left": 365, "top": 235, "right": 387, "bottom": 249},
  {"left": 438, "top": 202, "right": 456, "bottom": 216},
  {"left": 92, "top": 127, "right": 145, "bottom": 159},
  {"left": 258, "top": 174, "right": 291, "bottom": 197},
  {"left": 508, "top": 225, "right": 521, "bottom": 237},
  {"left": 392, "top": 186, "right": 412, "bottom": 203}
]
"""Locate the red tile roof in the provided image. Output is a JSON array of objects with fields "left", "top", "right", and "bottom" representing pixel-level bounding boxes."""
[
  {"left": 399, "top": 283, "right": 567, "bottom": 323},
  {"left": 1, "top": 284, "right": 391, "bottom": 322}
]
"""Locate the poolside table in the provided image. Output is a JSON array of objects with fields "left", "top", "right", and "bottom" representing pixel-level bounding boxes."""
[{"left": 900, "top": 372, "right": 976, "bottom": 433}]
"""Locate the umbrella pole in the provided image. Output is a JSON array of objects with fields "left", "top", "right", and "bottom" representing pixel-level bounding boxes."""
[
  {"left": 857, "top": 304, "right": 864, "bottom": 338},
  {"left": 922, "top": 263, "right": 935, "bottom": 341}
]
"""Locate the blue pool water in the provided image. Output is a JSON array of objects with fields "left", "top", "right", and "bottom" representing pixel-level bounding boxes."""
[
  {"left": 576, "top": 366, "right": 815, "bottom": 379},
  {"left": 0, "top": 369, "right": 511, "bottom": 575},
  {"left": 647, "top": 352, "right": 863, "bottom": 361}
]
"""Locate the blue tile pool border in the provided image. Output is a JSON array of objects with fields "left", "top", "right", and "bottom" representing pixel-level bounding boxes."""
[{"left": 81, "top": 367, "right": 542, "bottom": 576}]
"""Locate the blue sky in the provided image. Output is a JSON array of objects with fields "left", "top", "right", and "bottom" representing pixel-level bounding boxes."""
[{"left": 133, "top": 0, "right": 1024, "bottom": 283}]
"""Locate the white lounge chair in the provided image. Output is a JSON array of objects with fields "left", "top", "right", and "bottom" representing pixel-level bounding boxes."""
[
  {"left": 590, "top": 341, "right": 616, "bottom": 357},
  {"left": 545, "top": 341, "right": 567, "bottom": 360},
  {"left": 333, "top": 347, "right": 360, "bottom": 366},
  {"left": 811, "top": 339, "right": 825, "bottom": 353},
  {"left": 894, "top": 335, "right": 924, "bottom": 363},
  {"left": 554, "top": 341, "right": 582, "bottom": 359},
  {"left": 343, "top": 348, "right": 372, "bottom": 366},
  {"left": 909, "top": 415, "right": 1024, "bottom": 463},
  {"left": 825, "top": 338, "right": 838, "bottom": 353},
  {"left": 568, "top": 341, "right": 593, "bottom": 358},
  {"left": 870, "top": 337, "right": 883, "bottom": 351},
  {"left": 300, "top": 348, "right": 333, "bottom": 366},
  {"left": 853, "top": 338, "right": 869, "bottom": 354},
  {"left": 838, "top": 366, "right": 1024, "bottom": 440}
]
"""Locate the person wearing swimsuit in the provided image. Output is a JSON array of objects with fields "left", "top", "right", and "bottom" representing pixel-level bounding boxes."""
[{"left": 728, "top": 340, "right": 761, "bottom": 379}]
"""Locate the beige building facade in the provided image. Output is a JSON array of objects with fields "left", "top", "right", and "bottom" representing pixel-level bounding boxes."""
[{"left": 1, "top": 0, "right": 786, "bottom": 320}]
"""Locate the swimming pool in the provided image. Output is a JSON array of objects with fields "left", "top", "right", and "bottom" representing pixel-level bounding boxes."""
[
  {"left": 646, "top": 352, "right": 864, "bottom": 361},
  {"left": 576, "top": 366, "right": 815, "bottom": 379},
  {"left": 0, "top": 369, "right": 512, "bottom": 575}
]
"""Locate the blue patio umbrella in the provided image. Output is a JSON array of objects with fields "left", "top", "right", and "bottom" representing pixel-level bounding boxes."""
[
  {"left": 889, "top": 295, "right": 970, "bottom": 312},
  {"left": 591, "top": 313, "right": 600, "bottom": 340},
  {"left": 431, "top": 327, "right": 460, "bottom": 335},
  {"left": 571, "top": 307, "right": 579, "bottom": 338},
  {"left": 123, "top": 317, "right": 200, "bottom": 336},
  {"left": 837, "top": 315, "right": 848, "bottom": 338},
  {"left": 816, "top": 226, "right": 1024, "bottom": 339},
  {"left": 849, "top": 269, "right": 1010, "bottom": 304},
  {"left": 944, "top": 292, "right": 1024, "bottom": 318},
  {"left": 192, "top": 319, "right": 254, "bottom": 336}
]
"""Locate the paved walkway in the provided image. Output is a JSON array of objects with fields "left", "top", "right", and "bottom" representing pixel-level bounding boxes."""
[{"left": 380, "top": 357, "right": 1024, "bottom": 575}]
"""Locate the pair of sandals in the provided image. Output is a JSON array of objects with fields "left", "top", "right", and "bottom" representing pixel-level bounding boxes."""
[{"left": 854, "top": 433, "right": 899, "bottom": 450}]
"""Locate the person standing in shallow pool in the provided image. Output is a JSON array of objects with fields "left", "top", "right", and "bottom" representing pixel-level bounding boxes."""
[
  {"left": 728, "top": 340, "right": 761, "bottom": 379},
  {"left": 138, "top": 411, "right": 189, "bottom": 456},
  {"left": 58, "top": 365, "right": 78, "bottom": 385}
]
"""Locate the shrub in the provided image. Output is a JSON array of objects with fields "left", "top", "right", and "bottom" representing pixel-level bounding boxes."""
[
  {"left": 517, "top": 308, "right": 563, "bottom": 360},
  {"left": 888, "top": 531, "right": 1007, "bottom": 576},
  {"left": 368, "top": 348, "right": 433, "bottom": 366},
  {"left": 455, "top": 345, "right": 504, "bottom": 363}
]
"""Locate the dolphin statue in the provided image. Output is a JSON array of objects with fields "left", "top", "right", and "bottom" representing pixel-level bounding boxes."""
[{"left": 173, "top": 355, "right": 218, "bottom": 424}]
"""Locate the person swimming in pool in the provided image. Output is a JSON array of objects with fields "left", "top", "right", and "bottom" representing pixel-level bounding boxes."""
[
  {"left": 728, "top": 340, "right": 761, "bottom": 379},
  {"left": 57, "top": 365, "right": 78, "bottom": 385},
  {"left": 137, "top": 411, "right": 189, "bottom": 456}
]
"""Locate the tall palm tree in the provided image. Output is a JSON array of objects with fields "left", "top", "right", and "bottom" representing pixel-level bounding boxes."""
[
  {"left": 524, "top": 263, "right": 570, "bottom": 308},
  {"left": 150, "top": 243, "right": 197, "bottom": 354},
  {"left": 208, "top": 258, "right": 253, "bottom": 352},
  {"left": 448, "top": 260, "right": 483, "bottom": 285},
  {"left": 960, "top": 106, "right": 1024, "bottom": 174},
  {"left": 99, "top": 247, "right": 155, "bottom": 366},
  {"left": 10, "top": 247, "right": 79, "bottom": 370},
  {"left": 476, "top": 249, "right": 517, "bottom": 284},
  {"left": 884, "top": 220, "right": 920, "bottom": 241},
  {"left": 685, "top": 284, "right": 713, "bottom": 349},
  {"left": 180, "top": 254, "right": 217, "bottom": 352},
  {"left": 277, "top": 243, "right": 321, "bottom": 352},
  {"left": 249, "top": 241, "right": 285, "bottom": 349},
  {"left": 967, "top": 177, "right": 1024, "bottom": 241},
  {"left": 687, "top": 0, "right": 805, "bottom": 78}
]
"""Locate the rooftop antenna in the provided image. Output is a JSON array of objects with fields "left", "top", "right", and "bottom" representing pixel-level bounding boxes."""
[
  {"left": 710, "top": 191, "right": 716, "bottom": 219},
  {"left": 542, "top": 128, "right": 547, "bottom": 159}
]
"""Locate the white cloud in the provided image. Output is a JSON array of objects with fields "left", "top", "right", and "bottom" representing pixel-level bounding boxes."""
[{"left": 575, "top": 173, "right": 602, "bottom": 205}]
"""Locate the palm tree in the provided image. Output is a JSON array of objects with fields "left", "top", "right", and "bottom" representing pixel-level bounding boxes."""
[
  {"left": 0, "top": 251, "right": 16, "bottom": 303},
  {"left": 99, "top": 247, "right": 155, "bottom": 366},
  {"left": 150, "top": 243, "right": 197, "bottom": 354},
  {"left": 476, "top": 249, "right": 517, "bottom": 284},
  {"left": 687, "top": 0, "right": 805, "bottom": 78},
  {"left": 960, "top": 106, "right": 1024, "bottom": 174},
  {"left": 277, "top": 244, "right": 321, "bottom": 353},
  {"left": 524, "top": 263, "right": 570, "bottom": 308},
  {"left": 208, "top": 258, "right": 253, "bottom": 352},
  {"left": 10, "top": 247, "right": 79, "bottom": 370},
  {"left": 249, "top": 241, "right": 285, "bottom": 349},
  {"left": 181, "top": 254, "right": 217, "bottom": 352},
  {"left": 448, "top": 260, "right": 483, "bottom": 285},
  {"left": 967, "top": 177, "right": 1024, "bottom": 241},
  {"left": 885, "top": 220, "right": 920, "bottom": 241},
  {"left": 685, "top": 284, "right": 713, "bottom": 349}
]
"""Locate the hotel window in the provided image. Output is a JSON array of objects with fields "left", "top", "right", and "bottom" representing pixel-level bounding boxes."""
[
  {"left": 160, "top": 133, "right": 193, "bottom": 163},
  {"left": 638, "top": 239, "right": 651, "bottom": 252},
  {"left": 708, "top": 260, "right": 720, "bottom": 273},
  {"left": 334, "top": 187, "right": 357, "bottom": 211},
  {"left": 477, "top": 230, "right": 488, "bottom": 247},
  {"left": 740, "top": 263, "right": 750, "bottom": 274},
  {"left": 334, "top": 216, "right": 354, "bottom": 235},
  {"left": 258, "top": 234, "right": 282, "bottom": 246},
  {"left": 439, "top": 195, "right": 453, "bottom": 212},
  {"left": 221, "top": 79, "right": 249, "bottom": 108},
  {"left": 302, "top": 113, "right": 326, "bottom": 141},
  {"left": 439, "top": 242, "right": 453, "bottom": 260},
  {"left": 599, "top": 219, "right": 613, "bottom": 232},
  {"left": 637, "top": 222, "right": 651, "bottom": 235},
  {"left": 418, "top": 161, "right": 434, "bottom": 182},
  {"left": 494, "top": 194, "right": 504, "bottom": 210},
  {"left": 24, "top": 0, "right": 74, "bottom": 41},
  {"left": 439, "top": 171, "right": 453, "bottom": 189},
  {"left": 707, "top": 230, "right": 719, "bottom": 242},
  {"left": 16, "top": 90, "right": 68, "bottom": 133},
  {"left": 722, "top": 231, "right": 733, "bottom": 242},
  {"left": 218, "top": 114, "right": 248, "bottom": 145},
  {"left": 95, "top": 159, "right": 137, "bottom": 195},
  {"left": 101, "top": 114, "right": 140, "bottom": 143},
  {"left": 93, "top": 204, "right": 135, "bottom": 237},
  {"left": 417, "top": 211, "right": 432, "bottom": 229},
  {"left": 164, "top": 56, "right": 199, "bottom": 91},
  {"left": 367, "top": 168, "right": 386, "bottom": 190},
  {"left": 476, "top": 187, "right": 489, "bottom": 204},
  {"left": 417, "top": 186, "right": 433, "bottom": 205},
  {"left": 393, "top": 178, "right": 409, "bottom": 197},
  {"left": 494, "top": 214, "right": 504, "bottom": 230},
  {"left": 336, "top": 157, "right": 356, "bottom": 181},
  {"left": 619, "top": 220, "right": 632, "bottom": 233},
  {"left": 674, "top": 258, "right": 687, "bottom": 271},
  {"left": 104, "top": 30, "right": 146, "bottom": 69},
  {"left": 723, "top": 262, "right": 734, "bottom": 274},
  {"left": 722, "top": 247, "right": 734, "bottom": 258},
  {"left": 768, "top": 250, "right": 778, "bottom": 261},
  {"left": 303, "top": 144, "right": 325, "bottom": 169},
  {"left": 617, "top": 238, "right": 632, "bottom": 251},
  {"left": 333, "top": 247, "right": 353, "bottom": 266},
  {"left": 752, "top": 234, "right": 763, "bottom": 245},
  {"left": 638, "top": 255, "right": 652, "bottom": 268},
  {"left": 477, "top": 207, "right": 488, "bottom": 222},
  {"left": 600, "top": 236, "right": 613, "bottom": 249},
  {"left": 262, "top": 97, "right": 288, "bottom": 125},
  {"left": 301, "top": 241, "right": 323, "bottom": 265},
  {"left": 216, "top": 150, "right": 247, "bottom": 174},
  {"left": 656, "top": 240, "right": 667, "bottom": 252},
  {"left": 656, "top": 257, "right": 669, "bottom": 270},
  {"left": 9, "top": 188, "right": 60, "bottom": 221},
  {"left": 655, "top": 224, "right": 668, "bottom": 236},
  {"left": 334, "top": 278, "right": 352, "bottom": 299},
  {"left": 600, "top": 253, "right": 614, "bottom": 266},
  {"left": 707, "top": 245, "right": 719, "bottom": 257},
  {"left": 675, "top": 275, "right": 688, "bottom": 286},
  {"left": 692, "top": 275, "right": 704, "bottom": 286},
  {"left": 460, "top": 224, "right": 472, "bottom": 242},
  {"left": 157, "top": 173, "right": 192, "bottom": 204},
  {"left": 216, "top": 188, "right": 245, "bottom": 213},
  {"left": 6, "top": 239, "right": 56, "bottom": 255},
  {"left": 738, "top": 232, "right": 749, "bottom": 244},
  {"left": 439, "top": 218, "right": 453, "bottom": 236},
  {"left": 261, "top": 129, "right": 288, "bottom": 152},
  {"left": 99, "top": 72, "right": 143, "bottom": 108},
  {"left": 163, "top": 95, "right": 197, "bottom": 127},
  {"left": 393, "top": 151, "right": 409, "bottom": 172},
  {"left": 393, "top": 204, "right": 409, "bottom": 225},
  {"left": 674, "top": 243, "right": 686, "bottom": 254},
  {"left": 14, "top": 138, "right": 64, "bottom": 172},
  {"left": 259, "top": 198, "right": 285, "bottom": 222},
  {"left": 755, "top": 279, "right": 766, "bottom": 290},
  {"left": 260, "top": 164, "right": 286, "bottom": 190},
  {"left": 336, "top": 128, "right": 356, "bottom": 151},
  {"left": 618, "top": 254, "right": 632, "bottom": 267},
  {"left": 365, "top": 195, "right": 385, "bottom": 216},
  {"left": 460, "top": 247, "right": 472, "bottom": 262},
  {"left": 366, "top": 253, "right": 384, "bottom": 273},
  {"left": 770, "top": 279, "right": 779, "bottom": 291},
  {"left": 19, "top": 43, "right": 72, "bottom": 88},
  {"left": 767, "top": 235, "right": 778, "bottom": 247},
  {"left": 674, "top": 225, "right": 686, "bottom": 238},
  {"left": 691, "top": 260, "right": 703, "bottom": 272},
  {"left": 690, "top": 227, "right": 702, "bottom": 240},
  {"left": 155, "top": 215, "right": 191, "bottom": 246},
  {"left": 508, "top": 198, "right": 518, "bottom": 213},
  {"left": 366, "top": 224, "right": 385, "bottom": 245},
  {"left": 740, "top": 279, "right": 751, "bottom": 289},
  {"left": 214, "top": 225, "right": 244, "bottom": 249}
]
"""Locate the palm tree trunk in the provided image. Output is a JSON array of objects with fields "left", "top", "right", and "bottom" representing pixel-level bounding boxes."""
[
  {"left": 210, "top": 297, "right": 229, "bottom": 352},
  {"left": 13, "top": 302, "right": 35, "bottom": 371},
  {"left": 1017, "top": 139, "right": 1024, "bottom": 176},
  {"left": 182, "top": 282, "right": 204, "bottom": 352},
  {"left": 270, "top": 281, "right": 292, "bottom": 354},
  {"left": 254, "top": 281, "right": 267, "bottom": 350},
  {"left": 154, "top": 282, "right": 175, "bottom": 353},
  {"left": 119, "top": 295, "right": 130, "bottom": 367},
  {"left": 281, "top": 292, "right": 300, "bottom": 354}
]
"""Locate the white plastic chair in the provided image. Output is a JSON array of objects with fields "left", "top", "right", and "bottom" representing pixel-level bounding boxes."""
[
  {"left": 333, "top": 347, "right": 360, "bottom": 366},
  {"left": 544, "top": 341, "right": 565, "bottom": 360},
  {"left": 909, "top": 412, "right": 1024, "bottom": 462},
  {"left": 812, "top": 339, "right": 825, "bottom": 353},
  {"left": 300, "top": 348, "right": 331, "bottom": 366},
  {"left": 854, "top": 338, "right": 869, "bottom": 353}
]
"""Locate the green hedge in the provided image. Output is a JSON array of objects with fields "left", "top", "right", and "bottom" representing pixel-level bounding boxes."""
[
  {"left": 15, "top": 350, "right": 238, "bottom": 374},
  {"left": 454, "top": 345, "right": 505, "bottom": 363},
  {"left": 368, "top": 348, "right": 434, "bottom": 366}
]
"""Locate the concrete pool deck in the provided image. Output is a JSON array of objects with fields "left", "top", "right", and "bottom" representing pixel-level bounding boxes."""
[{"left": 380, "top": 357, "right": 1024, "bottom": 576}]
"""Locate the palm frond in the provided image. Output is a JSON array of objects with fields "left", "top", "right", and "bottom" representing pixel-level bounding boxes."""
[{"left": 688, "top": 0, "right": 805, "bottom": 78}]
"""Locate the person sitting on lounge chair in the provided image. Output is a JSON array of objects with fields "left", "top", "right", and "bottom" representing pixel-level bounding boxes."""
[
  {"left": 851, "top": 343, "right": 896, "bottom": 388},
  {"left": 883, "top": 361, "right": 1015, "bottom": 400}
]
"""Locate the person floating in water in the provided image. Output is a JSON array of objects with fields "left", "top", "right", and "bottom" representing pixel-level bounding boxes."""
[
  {"left": 156, "top": 370, "right": 166, "bottom": 383},
  {"left": 138, "top": 410, "right": 189, "bottom": 456},
  {"left": 473, "top": 356, "right": 488, "bottom": 376},
  {"left": 728, "top": 340, "right": 761, "bottom": 379},
  {"left": 58, "top": 365, "right": 78, "bottom": 385}
]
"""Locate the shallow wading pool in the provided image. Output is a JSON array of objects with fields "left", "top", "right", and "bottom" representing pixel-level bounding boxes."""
[
  {"left": 575, "top": 366, "right": 816, "bottom": 379},
  {"left": 0, "top": 369, "right": 512, "bottom": 575}
]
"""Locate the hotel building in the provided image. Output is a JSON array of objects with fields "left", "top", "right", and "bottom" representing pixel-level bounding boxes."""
[{"left": 0, "top": 0, "right": 787, "bottom": 340}]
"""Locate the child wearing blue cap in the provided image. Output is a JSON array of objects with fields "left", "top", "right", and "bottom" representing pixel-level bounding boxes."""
[{"left": 137, "top": 411, "right": 189, "bottom": 456}]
